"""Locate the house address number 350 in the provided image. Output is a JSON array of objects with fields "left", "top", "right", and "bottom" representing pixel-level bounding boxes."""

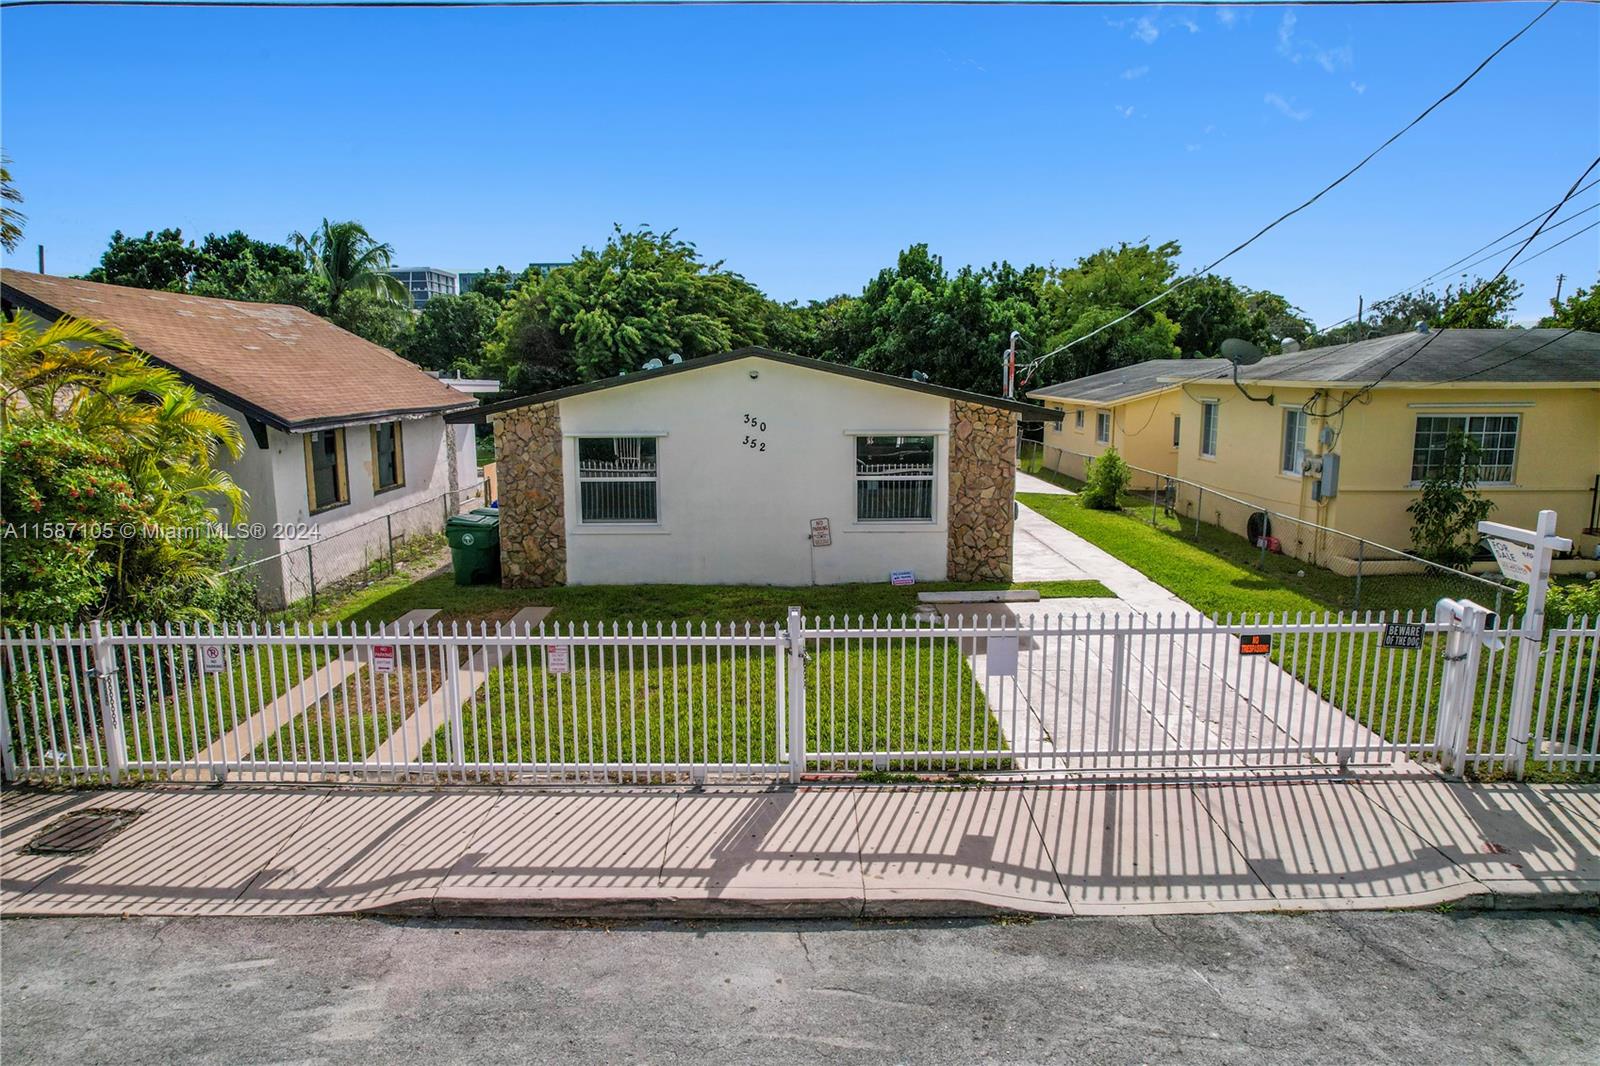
[{"left": 741, "top": 412, "right": 768, "bottom": 452}]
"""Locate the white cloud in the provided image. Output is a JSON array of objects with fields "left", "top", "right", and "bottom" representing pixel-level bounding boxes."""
[
  {"left": 1133, "top": 16, "right": 1160, "bottom": 44},
  {"left": 1115, "top": 104, "right": 1137, "bottom": 119},
  {"left": 1176, "top": 15, "right": 1200, "bottom": 34},
  {"left": 1350, "top": 80, "right": 1367, "bottom": 94},
  {"left": 1216, "top": 7, "right": 1238, "bottom": 28},
  {"left": 1186, "top": 143, "right": 1202, "bottom": 152},
  {"left": 1277, "top": 11, "right": 1354, "bottom": 72},
  {"left": 1122, "top": 65, "right": 1150, "bottom": 80},
  {"left": 1264, "top": 93, "right": 1311, "bottom": 121},
  {"left": 1277, "top": 12, "right": 1297, "bottom": 57}
]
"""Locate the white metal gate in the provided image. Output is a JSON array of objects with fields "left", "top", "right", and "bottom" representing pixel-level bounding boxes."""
[{"left": 3, "top": 603, "right": 1589, "bottom": 786}]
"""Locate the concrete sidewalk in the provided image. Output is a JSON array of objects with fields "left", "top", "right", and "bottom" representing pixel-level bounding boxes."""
[{"left": 3, "top": 778, "right": 1595, "bottom": 919}]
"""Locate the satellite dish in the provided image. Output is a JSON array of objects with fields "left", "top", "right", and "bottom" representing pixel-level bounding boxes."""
[
  {"left": 1220, "top": 338, "right": 1265, "bottom": 366},
  {"left": 911, "top": 370, "right": 930, "bottom": 383},
  {"left": 642, "top": 358, "right": 664, "bottom": 371},
  {"left": 667, "top": 353, "right": 684, "bottom": 365}
]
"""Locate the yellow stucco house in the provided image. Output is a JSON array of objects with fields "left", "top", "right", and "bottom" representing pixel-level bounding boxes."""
[
  {"left": 1030, "top": 329, "right": 1600, "bottom": 570},
  {"left": 1029, "top": 358, "right": 1229, "bottom": 482}
]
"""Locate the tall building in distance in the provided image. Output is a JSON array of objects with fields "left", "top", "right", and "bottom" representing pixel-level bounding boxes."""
[
  {"left": 457, "top": 263, "right": 573, "bottom": 295},
  {"left": 388, "top": 267, "right": 458, "bottom": 308}
]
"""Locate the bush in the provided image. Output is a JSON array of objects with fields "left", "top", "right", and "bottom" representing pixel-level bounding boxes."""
[
  {"left": 1515, "top": 578, "right": 1600, "bottom": 634},
  {"left": 1080, "top": 446, "right": 1130, "bottom": 510},
  {"left": 1407, "top": 430, "right": 1494, "bottom": 567}
]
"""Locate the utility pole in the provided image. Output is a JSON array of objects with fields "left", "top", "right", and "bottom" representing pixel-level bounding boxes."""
[
  {"left": 1356, "top": 295, "right": 1364, "bottom": 341},
  {"left": 1004, "top": 331, "right": 1020, "bottom": 400},
  {"left": 1554, "top": 273, "right": 1567, "bottom": 305},
  {"left": 36, "top": 244, "right": 44, "bottom": 274}
]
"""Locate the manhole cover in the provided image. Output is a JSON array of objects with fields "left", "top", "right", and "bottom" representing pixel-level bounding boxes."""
[{"left": 25, "top": 808, "right": 142, "bottom": 855}]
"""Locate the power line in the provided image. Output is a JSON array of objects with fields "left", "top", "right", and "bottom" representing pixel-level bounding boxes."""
[
  {"left": 1425, "top": 326, "right": 1579, "bottom": 387},
  {"left": 3, "top": 0, "right": 1592, "bottom": 8},
  {"left": 1019, "top": 0, "right": 1561, "bottom": 377},
  {"left": 1316, "top": 194, "right": 1600, "bottom": 336},
  {"left": 1492, "top": 156, "right": 1600, "bottom": 278},
  {"left": 1512, "top": 218, "right": 1599, "bottom": 267}
]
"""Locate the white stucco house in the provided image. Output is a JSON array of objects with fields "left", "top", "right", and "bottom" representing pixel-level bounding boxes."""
[
  {"left": 455, "top": 347, "right": 1060, "bottom": 587},
  {"left": 1, "top": 270, "right": 482, "bottom": 606}
]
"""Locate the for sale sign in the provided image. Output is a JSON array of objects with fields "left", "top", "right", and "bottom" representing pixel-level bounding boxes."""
[
  {"left": 1485, "top": 537, "right": 1536, "bottom": 584},
  {"left": 372, "top": 644, "right": 397, "bottom": 674}
]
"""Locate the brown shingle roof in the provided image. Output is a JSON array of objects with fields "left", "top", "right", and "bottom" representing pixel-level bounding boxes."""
[{"left": 1, "top": 270, "right": 475, "bottom": 431}]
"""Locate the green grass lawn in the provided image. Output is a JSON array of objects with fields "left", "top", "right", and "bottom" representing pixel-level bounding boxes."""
[
  {"left": 418, "top": 638, "right": 1010, "bottom": 776},
  {"left": 328, "top": 574, "right": 1111, "bottom": 629}
]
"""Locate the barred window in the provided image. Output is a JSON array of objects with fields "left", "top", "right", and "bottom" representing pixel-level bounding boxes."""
[
  {"left": 1411, "top": 415, "right": 1519, "bottom": 484},
  {"left": 577, "top": 436, "right": 659, "bottom": 522},
  {"left": 856, "top": 435, "right": 935, "bottom": 522}
]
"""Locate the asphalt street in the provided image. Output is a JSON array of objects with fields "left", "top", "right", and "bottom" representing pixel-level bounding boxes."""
[{"left": 2, "top": 912, "right": 1597, "bottom": 1064}]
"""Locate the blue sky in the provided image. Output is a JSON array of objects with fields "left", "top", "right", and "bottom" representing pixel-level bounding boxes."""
[{"left": 2, "top": 1, "right": 1596, "bottom": 328}]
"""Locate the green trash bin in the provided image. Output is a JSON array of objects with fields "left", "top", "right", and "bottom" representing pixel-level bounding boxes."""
[
  {"left": 445, "top": 512, "right": 501, "bottom": 586},
  {"left": 470, "top": 506, "right": 500, "bottom": 518}
]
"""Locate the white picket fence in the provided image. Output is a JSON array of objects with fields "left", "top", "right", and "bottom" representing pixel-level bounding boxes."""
[{"left": 2, "top": 604, "right": 1593, "bottom": 785}]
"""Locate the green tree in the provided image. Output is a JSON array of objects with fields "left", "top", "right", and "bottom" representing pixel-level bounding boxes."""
[
  {"left": 1164, "top": 275, "right": 1312, "bottom": 358},
  {"left": 402, "top": 291, "right": 499, "bottom": 373},
  {"left": 1406, "top": 430, "right": 1495, "bottom": 567},
  {"left": 1539, "top": 279, "right": 1600, "bottom": 330},
  {"left": 1, "top": 153, "right": 24, "bottom": 254},
  {"left": 289, "top": 219, "right": 410, "bottom": 317},
  {"left": 1035, "top": 242, "right": 1181, "bottom": 382},
  {"left": 813, "top": 245, "right": 1045, "bottom": 395},
  {"left": 463, "top": 265, "right": 542, "bottom": 305},
  {"left": 1437, "top": 275, "right": 1522, "bottom": 329},
  {"left": 486, "top": 226, "right": 784, "bottom": 388},
  {"left": 86, "top": 228, "right": 199, "bottom": 291}
]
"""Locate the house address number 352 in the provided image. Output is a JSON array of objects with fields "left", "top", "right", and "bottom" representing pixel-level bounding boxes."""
[{"left": 741, "top": 412, "right": 768, "bottom": 452}]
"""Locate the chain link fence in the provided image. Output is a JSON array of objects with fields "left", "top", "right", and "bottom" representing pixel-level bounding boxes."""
[
  {"left": 1019, "top": 440, "right": 1514, "bottom": 617},
  {"left": 224, "top": 481, "right": 489, "bottom": 615}
]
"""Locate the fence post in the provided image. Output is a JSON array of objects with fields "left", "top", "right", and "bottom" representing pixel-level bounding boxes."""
[
  {"left": 1436, "top": 598, "right": 1489, "bottom": 778},
  {"left": 1194, "top": 487, "right": 1203, "bottom": 540},
  {"left": 90, "top": 620, "right": 128, "bottom": 785},
  {"left": 1257, "top": 513, "right": 1269, "bottom": 569},
  {"left": 1354, "top": 539, "right": 1365, "bottom": 612},
  {"left": 386, "top": 513, "right": 396, "bottom": 575},
  {"left": 306, "top": 545, "right": 317, "bottom": 611},
  {"left": 1492, "top": 510, "right": 1568, "bottom": 779},
  {"left": 1108, "top": 632, "right": 1127, "bottom": 754},
  {"left": 785, "top": 605, "right": 807, "bottom": 784},
  {"left": 446, "top": 623, "right": 466, "bottom": 776}
]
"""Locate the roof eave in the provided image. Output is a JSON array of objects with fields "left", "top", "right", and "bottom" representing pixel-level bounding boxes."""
[{"left": 449, "top": 347, "right": 1063, "bottom": 424}]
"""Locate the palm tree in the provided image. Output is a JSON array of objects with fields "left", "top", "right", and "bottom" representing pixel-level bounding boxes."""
[
  {"left": 0, "top": 153, "right": 24, "bottom": 254},
  {"left": 2, "top": 310, "right": 246, "bottom": 519},
  {"left": 289, "top": 219, "right": 411, "bottom": 317}
]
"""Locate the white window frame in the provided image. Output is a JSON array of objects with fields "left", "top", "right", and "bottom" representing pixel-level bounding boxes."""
[
  {"left": 1410, "top": 414, "right": 1520, "bottom": 486},
  {"left": 1171, "top": 414, "right": 1181, "bottom": 450},
  {"left": 854, "top": 433, "right": 937, "bottom": 524},
  {"left": 1281, "top": 408, "right": 1307, "bottom": 477},
  {"left": 574, "top": 434, "right": 661, "bottom": 526},
  {"left": 1200, "top": 400, "right": 1219, "bottom": 459},
  {"left": 1074, "top": 409, "right": 1085, "bottom": 431},
  {"left": 1095, "top": 411, "right": 1111, "bottom": 445}
]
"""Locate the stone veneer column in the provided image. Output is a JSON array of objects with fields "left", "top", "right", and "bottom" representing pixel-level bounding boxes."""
[
  {"left": 947, "top": 399, "right": 1017, "bottom": 582},
  {"left": 490, "top": 402, "right": 566, "bottom": 587}
]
